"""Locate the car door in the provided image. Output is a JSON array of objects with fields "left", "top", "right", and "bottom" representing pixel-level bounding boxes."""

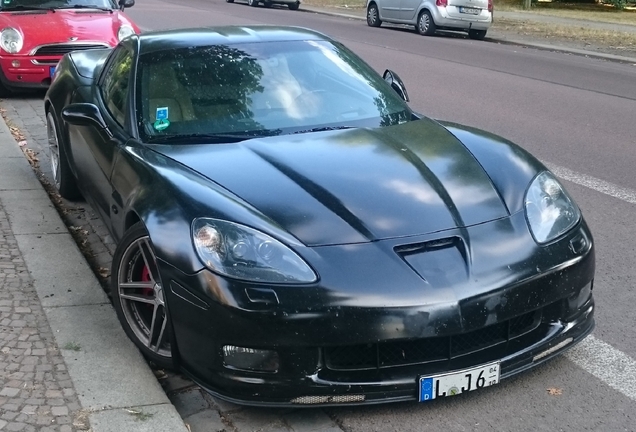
[
  {"left": 67, "top": 46, "right": 134, "bottom": 224},
  {"left": 399, "top": 0, "right": 423, "bottom": 21},
  {"left": 377, "top": 0, "right": 402, "bottom": 20}
]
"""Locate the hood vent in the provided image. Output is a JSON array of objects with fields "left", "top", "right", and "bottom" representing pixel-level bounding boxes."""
[{"left": 396, "top": 237, "right": 469, "bottom": 287}]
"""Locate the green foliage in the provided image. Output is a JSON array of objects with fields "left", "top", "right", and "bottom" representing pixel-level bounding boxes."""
[
  {"left": 63, "top": 341, "right": 81, "bottom": 351},
  {"left": 607, "top": 0, "right": 627, "bottom": 9}
]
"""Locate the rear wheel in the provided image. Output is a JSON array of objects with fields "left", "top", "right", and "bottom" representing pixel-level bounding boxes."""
[
  {"left": 248, "top": 0, "right": 258, "bottom": 6},
  {"left": 468, "top": 29, "right": 487, "bottom": 40},
  {"left": 226, "top": 0, "right": 234, "bottom": 3},
  {"left": 417, "top": 10, "right": 436, "bottom": 36},
  {"left": 367, "top": 3, "right": 382, "bottom": 27},
  {"left": 111, "top": 222, "right": 175, "bottom": 370},
  {"left": 46, "top": 111, "right": 81, "bottom": 200},
  {"left": 288, "top": 1, "right": 300, "bottom": 10}
]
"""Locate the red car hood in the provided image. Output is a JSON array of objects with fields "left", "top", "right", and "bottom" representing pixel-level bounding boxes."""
[{"left": 0, "top": 9, "right": 138, "bottom": 54}]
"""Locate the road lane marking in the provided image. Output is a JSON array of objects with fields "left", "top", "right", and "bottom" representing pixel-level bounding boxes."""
[
  {"left": 566, "top": 335, "right": 636, "bottom": 401},
  {"left": 545, "top": 162, "right": 636, "bottom": 205}
]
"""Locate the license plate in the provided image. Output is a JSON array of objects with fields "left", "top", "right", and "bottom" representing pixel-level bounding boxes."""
[
  {"left": 419, "top": 361, "right": 500, "bottom": 401},
  {"left": 459, "top": 6, "right": 480, "bottom": 14},
  {"left": 49, "top": 66, "right": 57, "bottom": 78}
]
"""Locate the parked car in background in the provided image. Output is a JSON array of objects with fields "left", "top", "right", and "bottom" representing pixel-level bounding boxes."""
[
  {"left": 226, "top": 0, "right": 300, "bottom": 11},
  {"left": 366, "top": 0, "right": 492, "bottom": 39},
  {"left": 44, "top": 25, "right": 594, "bottom": 406},
  {"left": 0, "top": 0, "right": 139, "bottom": 96}
]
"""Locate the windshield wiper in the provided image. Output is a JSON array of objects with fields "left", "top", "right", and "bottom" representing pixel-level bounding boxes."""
[
  {"left": 146, "top": 133, "right": 264, "bottom": 144},
  {"left": 57, "top": 5, "right": 112, "bottom": 11},
  {"left": 292, "top": 126, "right": 355, "bottom": 135},
  {"left": 1, "top": 5, "right": 55, "bottom": 11}
]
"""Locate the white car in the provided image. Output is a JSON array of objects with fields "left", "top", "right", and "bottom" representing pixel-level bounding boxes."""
[
  {"left": 226, "top": 0, "right": 300, "bottom": 10},
  {"left": 366, "top": 0, "right": 492, "bottom": 40}
]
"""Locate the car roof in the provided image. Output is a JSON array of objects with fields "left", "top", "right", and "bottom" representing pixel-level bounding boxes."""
[{"left": 137, "top": 25, "right": 332, "bottom": 55}]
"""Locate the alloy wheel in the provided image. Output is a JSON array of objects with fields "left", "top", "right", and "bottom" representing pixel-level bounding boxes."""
[
  {"left": 117, "top": 235, "right": 171, "bottom": 359},
  {"left": 46, "top": 113, "right": 61, "bottom": 191}
]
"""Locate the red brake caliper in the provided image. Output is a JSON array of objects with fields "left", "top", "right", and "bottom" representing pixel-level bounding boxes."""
[{"left": 140, "top": 265, "right": 154, "bottom": 299}]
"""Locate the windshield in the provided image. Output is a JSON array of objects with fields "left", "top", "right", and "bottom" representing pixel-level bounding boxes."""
[
  {"left": 0, "top": 0, "right": 117, "bottom": 10},
  {"left": 136, "top": 40, "right": 412, "bottom": 143}
]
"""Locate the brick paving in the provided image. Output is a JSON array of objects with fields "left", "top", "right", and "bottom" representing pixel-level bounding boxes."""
[{"left": 0, "top": 200, "right": 84, "bottom": 432}]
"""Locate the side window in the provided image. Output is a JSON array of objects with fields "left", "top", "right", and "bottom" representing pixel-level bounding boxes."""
[{"left": 101, "top": 48, "right": 133, "bottom": 126}]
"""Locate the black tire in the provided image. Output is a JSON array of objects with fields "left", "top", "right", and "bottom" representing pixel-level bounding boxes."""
[
  {"left": 367, "top": 3, "right": 381, "bottom": 27},
  {"left": 226, "top": 0, "right": 234, "bottom": 3},
  {"left": 0, "top": 81, "right": 11, "bottom": 98},
  {"left": 417, "top": 10, "right": 436, "bottom": 36},
  {"left": 468, "top": 29, "right": 487, "bottom": 40},
  {"left": 288, "top": 1, "right": 299, "bottom": 10},
  {"left": 46, "top": 111, "right": 82, "bottom": 200},
  {"left": 111, "top": 222, "right": 176, "bottom": 370},
  {"left": 248, "top": 0, "right": 258, "bottom": 6}
]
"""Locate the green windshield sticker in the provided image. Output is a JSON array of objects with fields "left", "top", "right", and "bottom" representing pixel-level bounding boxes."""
[{"left": 153, "top": 119, "right": 170, "bottom": 131}]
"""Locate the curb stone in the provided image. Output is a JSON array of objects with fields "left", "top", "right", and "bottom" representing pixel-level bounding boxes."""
[{"left": 0, "top": 113, "right": 189, "bottom": 432}]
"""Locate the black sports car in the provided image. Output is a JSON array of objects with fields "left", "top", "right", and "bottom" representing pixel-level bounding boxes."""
[{"left": 44, "top": 26, "right": 595, "bottom": 406}]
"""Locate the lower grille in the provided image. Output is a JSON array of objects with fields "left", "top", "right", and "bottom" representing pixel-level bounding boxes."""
[
  {"left": 32, "top": 43, "right": 109, "bottom": 56},
  {"left": 325, "top": 309, "right": 542, "bottom": 371}
]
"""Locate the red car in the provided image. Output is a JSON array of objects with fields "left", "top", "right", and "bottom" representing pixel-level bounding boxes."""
[{"left": 0, "top": 0, "right": 139, "bottom": 96}]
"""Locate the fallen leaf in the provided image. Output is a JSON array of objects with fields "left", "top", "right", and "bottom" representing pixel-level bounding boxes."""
[
  {"left": 98, "top": 267, "right": 110, "bottom": 278},
  {"left": 547, "top": 387, "right": 563, "bottom": 396},
  {"left": 153, "top": 369, "right": 168, "bottom": 380}
]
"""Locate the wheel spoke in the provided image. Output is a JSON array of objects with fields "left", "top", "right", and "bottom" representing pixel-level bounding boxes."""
[
  {"left": 149, "top": 305, "right": 168, "bottom": 352},
  {"left": 120, "top": 281, "right": 155, "bottom": 290},
  {"left": 139, "top": 238, "right": 161, "bottom": 283},
  {"left": 120, "top": 292, "right": 156, "bottom": 305}
]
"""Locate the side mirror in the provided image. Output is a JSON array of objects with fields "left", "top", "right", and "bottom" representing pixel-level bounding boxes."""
[
  {"left": 118, "top": 0, "right": 135, "bottom": 9},
  {"left": 383, "top": 69, "right": 409, "bottom": 102},
  {"left": 62, "top": 103, "right": 112, "bottom": 137}
]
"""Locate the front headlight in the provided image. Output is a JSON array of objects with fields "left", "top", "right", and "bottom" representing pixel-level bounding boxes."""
[
  {"left": 117, "top": 25, "right": 135, "bottom": 42},
  {"left": 193, "top": 218, "right": 317, "bottom": 284},
  {"left": 524, "top": 171, "right": 581, "bottom": 244},
  {"left": 0, "top": 28, "right": 23, "bottom": 54}
]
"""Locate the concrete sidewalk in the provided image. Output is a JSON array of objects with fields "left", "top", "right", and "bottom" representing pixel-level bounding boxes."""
[
  {"left": 0, "top": 116, "right": 187, "bottom": 430},
  {"left": 300, "top": 5, "right": 636, "bottom": 63}
]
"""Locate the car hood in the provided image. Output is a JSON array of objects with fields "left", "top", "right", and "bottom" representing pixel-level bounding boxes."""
[
  {"left": 0, "top": 9, "right": 137, "bottom": 52},
  {"left": 154, "top": 118, "right": 510, "bottom": 246}
]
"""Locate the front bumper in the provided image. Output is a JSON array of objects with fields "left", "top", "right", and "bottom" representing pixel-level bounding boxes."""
[
  {"left": 0, "top": 56, "right": 59, "bottom": 90},
  {"left": 162, "top": 214, "right": 595, "bottom": 406}
]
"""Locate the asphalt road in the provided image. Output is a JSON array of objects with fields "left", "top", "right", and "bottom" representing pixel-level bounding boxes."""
[{"left": 3, "top": 0, "right": 636, "bottom": 430}]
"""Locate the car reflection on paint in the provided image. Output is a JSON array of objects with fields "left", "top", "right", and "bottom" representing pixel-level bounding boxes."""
[{"left": 43, "top": 25, "right": 595, "bottom": 406}]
